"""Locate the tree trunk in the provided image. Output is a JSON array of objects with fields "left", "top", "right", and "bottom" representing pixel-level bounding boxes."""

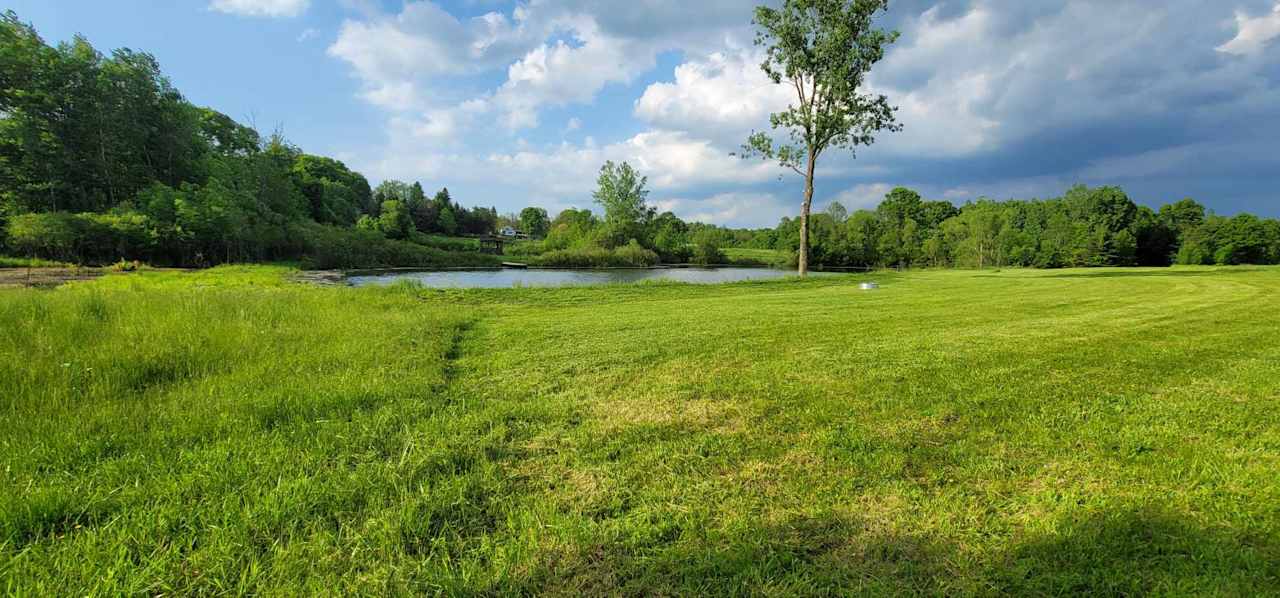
[{"left": 799, "top": 154, "right": 817, "bottom": 277}]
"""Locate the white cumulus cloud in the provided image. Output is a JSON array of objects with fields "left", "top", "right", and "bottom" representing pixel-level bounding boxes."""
[
  {"left": 210, "top": 0, "right": 309, "bottom": 18},
  {"left": 1217, "top": 3, "right": 1280, "bottom": 55}
]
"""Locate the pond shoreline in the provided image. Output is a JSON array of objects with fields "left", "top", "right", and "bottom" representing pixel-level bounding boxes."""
[{"left": 342, "top": 266, "right": 838, "bottom": 289}]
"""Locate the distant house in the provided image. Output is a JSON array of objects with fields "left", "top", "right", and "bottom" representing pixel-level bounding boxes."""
[{"left": 499, "top": 226, "right": 518, "bottom": 237}]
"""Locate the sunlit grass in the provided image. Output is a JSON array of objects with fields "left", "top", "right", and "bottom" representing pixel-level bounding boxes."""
[{"left": 3, "top": 265, "right": 1279, "bottom": 594}]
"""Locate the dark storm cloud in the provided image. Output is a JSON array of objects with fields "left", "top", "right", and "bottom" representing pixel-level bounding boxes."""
[{"left": 839, "top": 0, "right": 1280, "bottom": 214}]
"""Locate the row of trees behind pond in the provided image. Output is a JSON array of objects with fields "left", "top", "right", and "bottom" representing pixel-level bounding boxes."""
[
  {"left": 735, "top": 186, "right": 1280, "bottom": 269},
  {"left": 510, "top": 171, "right": 1280, "bottom": 270}
]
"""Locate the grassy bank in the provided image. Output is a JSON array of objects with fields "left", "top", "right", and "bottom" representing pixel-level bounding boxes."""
[{"left": 3, "top": 266, "right": 1279, "bottom": 594}]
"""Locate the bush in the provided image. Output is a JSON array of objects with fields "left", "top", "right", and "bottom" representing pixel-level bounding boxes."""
[
  {"left": 504, "top": 240, "right": 546, "bottom": 257},
  {"left": 691, "top": 231, "right": 726, "bottom": 266},
  {"left": 529, "top": 241, "right": 658, "bottom": 268},
  {"left": 293, "top": 223, "right": 501, "bottom": 270},
  {"left": 5, "top": 211, "right": 156, "bottom": 265},
  {"left": 109, "top": 259, "right": 146, "bottom": 272},
  {"left": 613, "top": 239, "right": 660, "bottom": 267},
  {"left": 6, "top": 212, "right": 81, "bottom": 263},
  {"left": 410, "top": 232, "right": 480, "bottom": 252},
  {"left": 0, "top": 256, "right": 71, "bottom": 268}
]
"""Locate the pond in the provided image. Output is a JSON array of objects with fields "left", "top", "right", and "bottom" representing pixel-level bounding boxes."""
[{"left": 346, "top": 267, "right": 837, "bottom": 289}]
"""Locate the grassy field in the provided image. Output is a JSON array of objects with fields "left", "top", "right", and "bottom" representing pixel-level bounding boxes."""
[{"left": 2, "top": 266, "right": 1279, "bottom": 595}]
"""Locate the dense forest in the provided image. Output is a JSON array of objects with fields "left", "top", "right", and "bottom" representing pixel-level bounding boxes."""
[
  {"left": 2, "top": 11, "right": 1278, "bottom": 271},
  {"left": 0, "top": 12, "right": 498, "bottom": 269}
]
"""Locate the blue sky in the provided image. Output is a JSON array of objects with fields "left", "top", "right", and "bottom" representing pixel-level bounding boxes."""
[{"left": 6, "top": 0, "right": 1280, "bottom": 226}]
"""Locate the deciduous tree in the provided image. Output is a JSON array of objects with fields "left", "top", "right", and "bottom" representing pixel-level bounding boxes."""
[{"left": 739, "top": 0, "right": 901, "bottom": 275}]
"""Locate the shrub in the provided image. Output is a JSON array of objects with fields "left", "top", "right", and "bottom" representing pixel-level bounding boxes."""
[
  {"left": 410, "top": 233, "right": 480, "bottom": 252},
  {"left": 5, "top": 212, "right": 155, "bottom": 265},
  {"left": 293, "top": 223, "right": 501, "bottom": 270},
  {"left": 691, "top": 231, "right": 726, "bottom": 266},
  {"left": 613, "top": 239, "right": 660, "bottom": 267},
  {"left": 529, "top": 241, "right": 658, "bottom": 268},
  {"left": 6, "top": 212, "right": 81, "bottom": 263},
  {"left": 109, "top": 259, "right": 146, "bottom": 272},
  {"left": 504, "top": 240, "right": 546, "bottom": 257}
]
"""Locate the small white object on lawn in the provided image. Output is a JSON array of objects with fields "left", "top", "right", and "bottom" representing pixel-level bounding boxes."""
[{"left": 860, "top": 282, "right": 879, "bottom": 290}]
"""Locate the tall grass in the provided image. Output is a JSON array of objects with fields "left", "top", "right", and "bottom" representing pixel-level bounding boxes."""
[{"left": 0, "top": 272, "right": 497, "bottom": 593}]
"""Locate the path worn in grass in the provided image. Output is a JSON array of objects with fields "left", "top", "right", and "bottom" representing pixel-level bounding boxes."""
[{"left": 2, "top": 266, "right": 1279, "bottom": 595}]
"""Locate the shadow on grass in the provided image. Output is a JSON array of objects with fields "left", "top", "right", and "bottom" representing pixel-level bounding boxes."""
[
  {"left": 971, "top": 269, "right": 1229, "bottom": 280},
  {"left": 990, "top": 508, "right": 1280, "bottom": 596},
  {"left": 509, "top": 507, "right": 1280, "bottom": 595},
  {"left": 1041, "top": 269, "right": 1226, "bottom": 279}
]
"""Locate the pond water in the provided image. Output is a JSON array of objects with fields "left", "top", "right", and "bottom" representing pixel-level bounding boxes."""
[{"left": 346, "top": 267, "right": 836, "bottom": 289}]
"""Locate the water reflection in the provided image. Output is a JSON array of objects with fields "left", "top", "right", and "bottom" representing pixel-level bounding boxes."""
[{"left": 347, "top": 267, "right": 835, "bottom": 289}]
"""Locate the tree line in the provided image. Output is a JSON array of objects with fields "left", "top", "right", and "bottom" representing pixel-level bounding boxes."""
[
  {"left": 0, "top": 12, "right": 497, "bottom": 269},
  {"left": 701, "top": 186, "right": 1280, "bottom": 269}
]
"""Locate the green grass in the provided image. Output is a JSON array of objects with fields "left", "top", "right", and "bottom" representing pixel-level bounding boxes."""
[
  {"left": 3, "top": 265, "right": 1279, "bottom": 594},
  {"left": 0, "top": 256, "right": 72, "bottom": 268},
  {"left": 83, "top": 264, "right": 297, "bottom": 290}
]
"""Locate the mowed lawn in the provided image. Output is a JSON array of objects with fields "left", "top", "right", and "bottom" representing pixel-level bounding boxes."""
[{"left": 2, "top": 266, "right": 1279, "bottom": 595}]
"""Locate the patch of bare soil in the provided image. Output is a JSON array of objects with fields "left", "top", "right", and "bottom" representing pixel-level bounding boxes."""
[
  {"left": 290, "top": 270, "right": 347, "bottom": 286},
  {"left": 0, "top": 267, "right": 104, "bottom": 288}
]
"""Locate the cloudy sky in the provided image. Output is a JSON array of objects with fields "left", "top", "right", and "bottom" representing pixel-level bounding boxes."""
[{"left": 9, "top": 0, "right": 1280, "bottom": 226}]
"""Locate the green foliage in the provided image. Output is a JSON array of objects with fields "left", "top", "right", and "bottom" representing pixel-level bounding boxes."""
[
  {"left": 530, "top": 241, "right": 659, "bottom": 268},
  {"left": 721, "top": 247, "right": 787, "bottom": 267},
  {"left": 691, "top": 229, "right": 727, "bottom": 265},
  {"left": 504, "top": 240, "right": 546, "bottom": 257},
  {"left": 766, "top": 184, "right": 1280, "bottom": 270},
  {"left": 377, "top": 200, "right": 413, "bottom": 240},
  {"left": 543, "top": 207, "right": 602, "bottom": 251},
  {"left": 519, "top": 206, "right": 550, "bottom": 238},
  {"left": 825, "top": 200, "right": 848, "bottom": 222},
  {"left": 5, "top": 211, "right": 155, "bottom": 265},
  {"left": 593, "top": 161, "right": 655, "bottom": 248},
  {"left": 437, "top": 205, "right": 458, "bottom": 236},
  {"left": 0, "top": 12, "right": 206, "bottom": 214},
  {"left": 293, "top": 223, "right": 501, "bottom": 270},
  {"left": 292, "top": 154, "right": 373, "bottom": 224},
  {"left": 612, "top": 239, "right": 661, "bottom": 267},
  {"left": 0, "top": 255, "right": 69, "bottom": 267},
  {"left": 410, "top": 232, "right": 480, "bottom": 253},
  {"left": 651, "top": 212, "right": 692, "bottom": 263},
  {"left": 197, "top": 107, "right": 260, "bottom": 157},
  {"left": 372, "top": 180, "right": 411, "bottom": 204}
]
